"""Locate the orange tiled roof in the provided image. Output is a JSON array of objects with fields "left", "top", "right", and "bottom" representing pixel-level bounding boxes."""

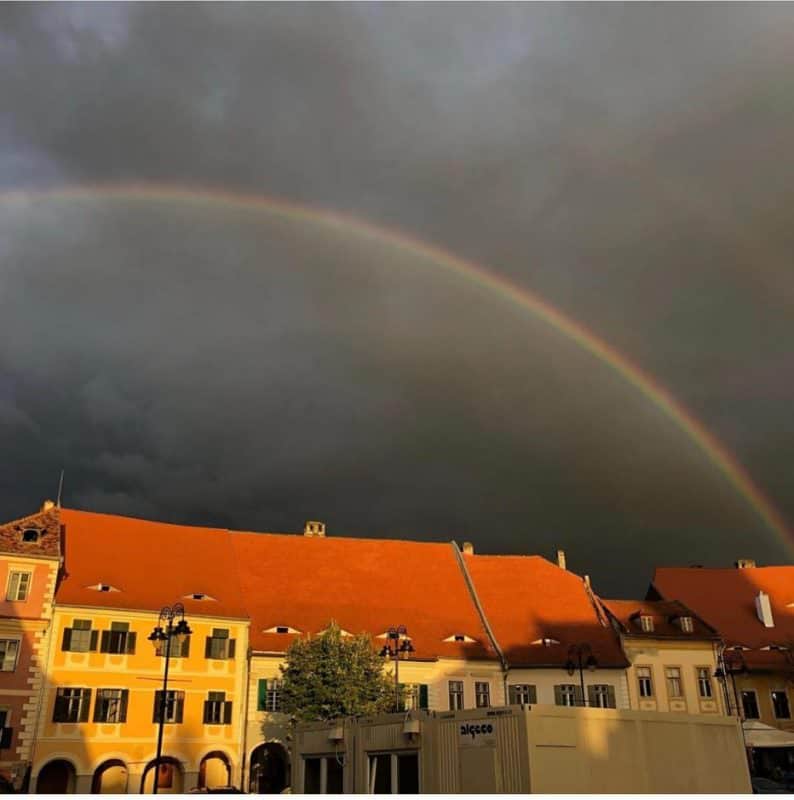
[
  {"left": 0, "top": 507, "right": 62, "bottom": 558},
  {"left": 56, "top": 509, "right": 248, "bottom": 620},
  {"left": 652, "top": 566, "right": 794, "bottom": 671},
  {"left": 231, "top": 532, "right": 495, "bottom": 660},
  {"left": 600, "top": 598, "right": 718, "bottom": 640},
  {"left": 465, "top": 554, "right": 628, "bottom": 668}
]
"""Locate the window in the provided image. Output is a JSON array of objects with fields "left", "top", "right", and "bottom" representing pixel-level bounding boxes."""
[
  {"left": 155, "top": 635, "right": 190, "bottom": 659},
  {"left": 679, "top": 616, "right": 694, "bottom": 633},
  {"left": 368, "top": 752, "right": 419, "bottom": 794},
  {"left": 303, "top": 756, "right": 344, "bottom": 794},
  {"left": 6, "top": 571, "right": 31, "bottom": 602},
  {"left": 157, "top": 764, "right": 174, "bottom": 790},
  {"left": 205, "top": 628, "right": 236, "bottom": 660},
  {"left": 203, "top": 691, "right": 232, "bottom": 724},
  {"left": 93, "top": 689, "right": 128, "bottom": 723},
  {"left": 22, "top": 529, "right": 39, "bottom": 542},
  {"left": 153, "top": 690, "right": 184, "bottom": 724},
  {"left": 62, "top": 619, "right": 98, "bottom": 653},
  {"left": 257, "top": 679, "right": 283, "bottom": 712},
  {"left": 696, "top": 667, "right": 713, "bottom": 699},
  {"left": 639, "top": 615, "right": 654, "bottom": 633},
  {"left": 401, "top": 683, "right": 428, "bottom": 711},
  {"left": 448, "top": 680, "right": 464, "bottom": 710},
  {"left": 0, "top": 640, "right": 19, "bottom": 672},
  {"left": 555, "top": 684, "right": 582, "bottom": 707},
  {"left": 742, "top": 690, "right": 760, "bottom": 719},
  {"left": 0, "top": 710, "right": 11, "bottom": 750},
  {"left": 637, "top": 666, "right": 654, "bottom": 698},
  {"left": 772, "top": 690, "right": 791, "bottom": 720},
  {"left": 474, "top": 681, "right": 491, "bottom": 708},
  {"left": 665, "top": 667, "right": 683, "bottom": 698},
  {"left": 508, "top": 684, "right": 537, "bottom": 705},
  {"left": 100, "top": 622, "right": 136, "bottom": 655},
  {"left": 53, "top": 688, "right": 91, "bottom": 723},
  {"left": 588, "top": 685, "right": 616, "bottom": 708}
]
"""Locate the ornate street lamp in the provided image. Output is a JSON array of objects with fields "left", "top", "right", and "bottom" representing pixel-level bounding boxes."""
[
  {"left": 565, "top": 643, "right": 598, "bottom": 707},
  {"left": 379, "top": 626, "right": 415, "bottom": 710},
  {"left": 148, "top": 604, "right": 192, "bottom": 795}
]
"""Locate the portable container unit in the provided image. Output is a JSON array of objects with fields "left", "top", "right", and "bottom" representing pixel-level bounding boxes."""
[{"left": 292, "top": 704, "right": 751, "bottom": 793}]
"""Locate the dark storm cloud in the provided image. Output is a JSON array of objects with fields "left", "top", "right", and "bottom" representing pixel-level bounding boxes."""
[{"left": 2, "top": 3, "right": 794, "bottom": 594}]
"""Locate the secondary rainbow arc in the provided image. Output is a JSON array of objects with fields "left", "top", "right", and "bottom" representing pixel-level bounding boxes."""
[{"left": 3, "top": 182, "right": 791, "bottom": 552}]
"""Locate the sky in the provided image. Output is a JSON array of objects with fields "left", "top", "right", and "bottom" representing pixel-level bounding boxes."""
[{"left": 2, "top": 3, "right": 794, "bottom": 596}]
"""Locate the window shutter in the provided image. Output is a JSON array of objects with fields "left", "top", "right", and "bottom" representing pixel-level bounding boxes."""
[
  {"left": 419, "top": 684, "right": 429, "bottom": 710},
  {"left": 228, "top": 639, "right": 236, "bottom": 659},
  {"left": 62, "top": 628, "right": 72, "bottom": 651},
  {"left": 607, "top": 686, "right": 616, "bottom": 709},
  {"left": 100, "top": 630, "right": 111, "bottom": 653},
  {"left": 574, "top": 686, "right": 584, "bottom": 707},
  {"left": 153, "top": 691, "right": 162, "bottom": 724},
  {"left": 204, "top": 637, "right": 212, "bottom": 659},
  {"left": 203, "top": 701, "right": 211, "bottom": 724},
  {"left": 176, "top": 692, "right": 184, "bottom": 723},
  {"left": 223, "top": 701, "right": 233, "bottom": 725},
  {"left": 0, "top": 727, "right": 12, "bottom": 749},
  {"left": 181, "top": 636, "right": 190, "bottom": 658},
  {"left": 257, "top": 679, "right": 268, "bottom": 712},
  {"left": 126, "top": 632, "right": 137, "bottom": 654},
  {"left": 89, "top": 630, "right": 99, "bottom": 651},
  {"left": 79, "top": 690, "right": 91, "bottom": 722},
  {"left": 587, "top": 686, "right": 597, "bottom": 707},
  {"left": 7, "top": 572, "right": 19, "bottom": 601},
  {"left": 53, "top": 694, "right": 67, "bottom": 722},
  {"left": 553, "top": 685, "right": 563, "bottom": 706},
  {"left": 120, "top": 690, "right": 129, "bottom": 722}
]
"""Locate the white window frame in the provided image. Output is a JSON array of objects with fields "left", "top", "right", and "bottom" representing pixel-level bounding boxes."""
[
  {"left": 637, "top": 666, "right": 654, "bottom": 698},
  {"left": 265, "top": 680, "right": 282, "bottom": 712},
  {"left": 589, "top": 684, "right": 614, "bottom": 709},
  {"left": 367, "top": 751, "right": 420, "bottom": 794},
  {"left": 696, "top": 667, "right": 713, "bottom": 699},
  {"left": 639, "top": 615, "right": 654, "bottom": 633},
  {"left": 0, "top": 639, "right": 20, "bottom": 672},
  {"left": 474, "top": 681, "right": 491, "bottom": 708},
  {"left": 665, "top": 666, "right": 683, "bottom": 698},
  {"left": 448, "top": 680, "right": 464, "bottom": 710},
  {"left": 679, "top": 616, "right": 694, "bottom": 633},
  {"left": 508, "top": 684, "right": 536, "bottom": 705},
  {"left": 558, "top": 684, "right": 578, "bottom": 707},
  {"left": 95, "top": 688, "right": 124, "bottom": 723},
  {"left": 6, "top": 570, "right": 32, "bottom": 602}
]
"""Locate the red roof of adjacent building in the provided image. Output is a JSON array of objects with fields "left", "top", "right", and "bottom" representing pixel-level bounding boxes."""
[
  {"left": 231, "top": 532, "right": 495, "bottom": 660},
  {"left": 652, "top": 566, "right": 794, "bottom": 671},
  {"left": 56, "top": 508, "right": 249, "bottom": 620},
  {"left": 464, "top": 554, "right": 628, "bottom": 668},
  {"left": 600, "top": 598, "right": 718, "bottom": 640}
]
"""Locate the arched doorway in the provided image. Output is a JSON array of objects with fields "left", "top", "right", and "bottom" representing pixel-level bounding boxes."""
[
  {"left": 91, "top": 760, "right": 128, "bottom": 794},
  {"left": 140, "top": 758, "right": 184, "bottom": 794},
  {"left": 249, "top": 743, "right": 289, "bottom": 794},
  {"left": 199, "top": 751, "right": 231, "bottom": 789},
  {"left": 36, "top": 759, "right": 77, "bottom": 794}
]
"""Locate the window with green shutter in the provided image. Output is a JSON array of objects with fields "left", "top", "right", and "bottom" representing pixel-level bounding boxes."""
[{"left": 257, "top": 679, "right": 268, "bottom": 712}]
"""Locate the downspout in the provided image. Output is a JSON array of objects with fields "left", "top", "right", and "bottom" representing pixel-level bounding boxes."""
[{"left": 450, "top": 542, "right": 510, "bottom": 703}]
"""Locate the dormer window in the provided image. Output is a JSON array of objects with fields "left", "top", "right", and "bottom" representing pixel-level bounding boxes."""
[
  {"left": 639, "top": 615, "right": 654, "bottom": 633},
  {"left": 22, "top": 528, "right": 40, "bottom": 543},
  {"left": 443, "top": 633, "right": 477, "bottom": 644},
  {"left": 183, "top": 592, "right": 216, "bottom": 602},
  {"left": 679, "top": 616, "right": 693, "bottom": 633},
  {"left": 530, "top": 637, "right": 561, "bottom": 647},
  {"left": 264, "top": 625, "right": 302, "bottom": 635},
  {"left": 86, "top": 583, "right": 121, "bottom": 593}
]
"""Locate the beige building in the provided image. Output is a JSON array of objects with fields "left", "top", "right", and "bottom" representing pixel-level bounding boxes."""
[
  {"left": 292, "top": 705, "right": 751, "bottom": 793},
  {"left": 599, "top": 599, "right": 724, "bottom": 715}
]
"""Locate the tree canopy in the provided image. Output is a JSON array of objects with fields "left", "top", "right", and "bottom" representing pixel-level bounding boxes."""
[{"left": 277, "top": 622, "right": 399, "bottom": 722}]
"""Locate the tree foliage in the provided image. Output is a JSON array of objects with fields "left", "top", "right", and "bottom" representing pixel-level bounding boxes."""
[{"left": 277, "top": 622, "right": 398, "bottom": 722}]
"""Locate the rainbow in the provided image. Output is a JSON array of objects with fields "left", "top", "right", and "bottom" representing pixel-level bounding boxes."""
[{"left": 3, "top": 182, "right": 792, "bottom": 551}]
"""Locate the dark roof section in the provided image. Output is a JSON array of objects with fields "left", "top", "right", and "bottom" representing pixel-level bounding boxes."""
[{"left": 600, "top": 598, "right": 719, "bottom": 640}]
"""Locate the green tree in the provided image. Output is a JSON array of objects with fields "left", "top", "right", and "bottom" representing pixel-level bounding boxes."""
[{"left": 277, "top": 622, "right": 400, "bottom": 722}]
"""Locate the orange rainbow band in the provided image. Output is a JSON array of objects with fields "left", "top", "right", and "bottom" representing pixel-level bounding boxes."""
[{"left": 3, "top": 182, "right": 791, "bottom": 552}]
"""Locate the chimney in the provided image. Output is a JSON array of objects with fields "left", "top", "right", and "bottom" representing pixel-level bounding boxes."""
[
  {"left": 41, "top": 499, "right": 55, "bottom": 512},
  {"left": 304, "top": 521, "right": 326, "bottom": 538},
  {"left": 583, "top": 574, "right": 591, "bottom": 589},
  {"left": 735, "top": 559, "right": 756, "bottom": 569},
  {"left": 556, "top": 550, "right": 566, "bottom": 570},
  {"left": 462, "top": 542, "right": 474, "bottom": 555},
  {"left": 755, "top": 591, "right": 775, "bottom": 628}
]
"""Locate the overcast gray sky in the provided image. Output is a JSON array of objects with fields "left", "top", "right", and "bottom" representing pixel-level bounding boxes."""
[{"left": 2, "top": 3, "right": 794, "bottom": 595}]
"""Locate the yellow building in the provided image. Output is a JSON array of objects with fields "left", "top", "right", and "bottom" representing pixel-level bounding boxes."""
[
  {"left": 599, "top": 599, "right": 724, "bottom": 715},
  {"left": 29, "top": 509, "right": 250, "bottom": 794}
]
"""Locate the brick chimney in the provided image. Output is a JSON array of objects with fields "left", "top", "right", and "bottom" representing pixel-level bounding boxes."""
[
  {"left": 304, "top": 521, "right": 326, "bottom": 537},
  {"left": 735, "top": 559, "right": 756, "bottom": 569},
  {"left": 462, "top": 542, "right": 474, "bottom": 555}
]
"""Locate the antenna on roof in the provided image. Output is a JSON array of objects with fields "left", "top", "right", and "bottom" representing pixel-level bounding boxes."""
[{"left": 56, "top": 469, "right": 64, "bottom": 508}]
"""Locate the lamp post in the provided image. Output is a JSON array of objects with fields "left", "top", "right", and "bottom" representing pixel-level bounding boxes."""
[
  {"left": 379, "top": 626, "right": 415, "bottom": 710},
  {"left": 148, "top": 603, "right": 192, "bottom": 795},
  {"left": 565, "top": 643, "right": 597, "bottom": 707},
  {"left": 714, "top": 646, "right": 748, "bottom": 719}
]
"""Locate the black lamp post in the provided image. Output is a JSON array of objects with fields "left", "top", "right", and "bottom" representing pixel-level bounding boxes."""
[
  {"left": 379, "top": 626, "right": 415, "bottom": 710},
  {"left": 565, "top": 643, "right": 598, "bottom": 707},
  {"left": 148, "top": 603, "right": 192, "bottom": 795},
  {"left": 714, "top": 646, "right": 748, "bottom": 719}
]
